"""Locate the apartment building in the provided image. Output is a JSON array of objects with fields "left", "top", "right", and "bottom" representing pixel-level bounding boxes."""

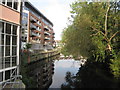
[
  {"left": 21, "top": 1, "right": 55, "bottom": 50},
  {"left": 0, "top": 0, "right": 22, "bottom": 88}
]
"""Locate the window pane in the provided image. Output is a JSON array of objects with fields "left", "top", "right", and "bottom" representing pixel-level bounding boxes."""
[
  {"left": 14, "top": 1, "right": 18, "bottom": 10},
  {"left": 0, "top": 57, "right": 4, "bottom": 69},
  {"left": 0, "top": 46, "right": 4, "bottom": 58},
  {"left": 6, "top": 23, "right": 11, "bottom": 34},
  {"left": 5, "top": 46, "right": 10, "bottom": 56},
  {"left": 0, "top": 72, "right": 3, "bottom": 82},
  {"left": 6, "top": 35, "right": 11, "bottom": 45},
  {"left": 12, "top": 36, "right": 17, "bottom": 45},
  {"left": 12, "top": 69, "right": 17, "bottom": 76},
  {"left": 2, "top": 0, "right": 5, "bottom": 4},
  {"left": 12, "top": 46, "right": 17, "bottom": 56},
  {"left": 7, "top": 0, "right": 12, "bottom": 7},
  {"left": 12, "top": 57, "right": 17, "bottom": 66},
  {"left": 13, "top": 25, "right": 17, "bottom": 35},
  {"left": 5, "top": 70, "right": 10, "bottom": 80},
  {"left": 0, "top": 34, "right": 4, "bottom": 45},
  {"left": 0, "top": 22, "right": 4, "bottom": 33},
  {"left": 5, "top": 57, "right": 10, "bottom": 68}
]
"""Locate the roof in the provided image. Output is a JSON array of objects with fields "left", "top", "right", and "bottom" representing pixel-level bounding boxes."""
[{"left": 24, "top": 0, "right": 53, "bottom": 26}]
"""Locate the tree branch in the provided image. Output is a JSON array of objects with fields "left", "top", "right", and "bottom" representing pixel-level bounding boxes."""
[
  {"left": 105, "top": 2, "right": 110, "bottom": 37},
  {"left": 109, "top": 31, "right": 120, "bottom": 42}
]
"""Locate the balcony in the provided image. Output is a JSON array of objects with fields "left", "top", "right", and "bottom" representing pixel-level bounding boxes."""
[
  {"left": 44, "top": 32, "right": 50, "bottom": 36},
  {"left": 45, "top": 37, "right": 50, "bottom": 40},
  {"left": 44, "top": 26, "right": 49, "bottom": 31},
  {"left": 30, "top": 32, "right": 36, "bottom": 37},
  {"left": 36, "top": 33, "right": 40, "bottom": 37},
  {"left": 30, "top": 16, "right": 36, "bottom": 23},
  {"left": 52, "top": 33, "right": 55, "bottom": 35},
  {"left": 30, "top": 24, "right": 36, "bottom": 30}
]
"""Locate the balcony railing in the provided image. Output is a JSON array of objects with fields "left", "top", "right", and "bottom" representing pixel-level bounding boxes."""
[
  {"left": 44, "top": 32, "right": 50, "bottom": 35},
  {"left": 44, "top": 26, "right": 49, "bottom": 31},
  {"left": 31, "top": 32, "right": 36, "bottom": 37},
  {"left": 45, "top": 37, "right": 50, "bottom": 40},
  {"left": 30, "top": 16, "right": 36, "bottom": 23},
  {"left": 30, "top": 24, "right": 36, "bottom": 30}
]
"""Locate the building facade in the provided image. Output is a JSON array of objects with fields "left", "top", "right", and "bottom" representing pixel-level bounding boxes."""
[
  {"left": 0, "top": 0, "right": 22, "bottom": 88},
  {"left": 21, "top": 1, "right": 55, "bottom": 50}
]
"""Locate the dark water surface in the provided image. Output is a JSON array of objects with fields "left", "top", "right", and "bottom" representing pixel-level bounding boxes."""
[{"left": 49, "top": 59, "right": 81, "bottom": 88}]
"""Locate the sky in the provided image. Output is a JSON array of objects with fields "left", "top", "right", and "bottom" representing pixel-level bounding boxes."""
[{"left": 28, "top": 0, "right": 76, "bottom": 40}]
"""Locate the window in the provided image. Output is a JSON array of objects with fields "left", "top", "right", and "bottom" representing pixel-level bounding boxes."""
[
  {"left": 0, "top": 22, "right": 4, "bottom": 33},
  {"left": 5, "top": 70, "right": 10, "bottom": 80},
  {"left": 12, "top": 36, "right": 17, "bottom": 45},
  {"left": 2, "top": 0, "right": 6, "bottom": 4},
  {"left": 5, "top": 57, "right": 10, "bottom": 68},
  {"left": 13, "top": 25, "right": 17, "bottom": 35},
  {"left": 0, "top": 57, "right": 4, "bottom": 69},
  {"left": 6, "top": 35, "right": 11, "bottom": 45},
  {"left": 0, "top": 72, "right": 3, "bottom": 82},
  {"left": 14, "top": 0, "right": 18, "bottom": 10},
  {"left": 0, "top": 46, "right": 4, "bottom": 57},
  {"left": 2, "top": 0, "right": 19, "bottom": 11},
  {"left": 0, "top": 21, "right": 19, "bottom": 82},
  {"left": 7, "top": 0, "right": 12, "bottom": 8},
  {"left": 5, "top": 46, "right": 10, "bottom": 56},
  {"left": 0, "top": 34, "right": 4, "bottom": 45},
  {"left": 6, "top": 23, "right": 11, "bottom": 34},
  {"left": 12, "top": 57, "right": 17, "bottom": 66},
  {"left": 12, "top": 46, "right": 17, "bottom": 56}
]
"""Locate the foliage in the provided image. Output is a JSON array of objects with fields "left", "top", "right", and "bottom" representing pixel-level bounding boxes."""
[
  {"left": 20, "top": 52, "right": 36, "bottom": 88},
  {"left": 25, "top": 43, "right": 32, "bottom": 50},
  {"left": 110, "top": 53, "right": 120, "bottom": 79},
  {"left": 61, "top": 0, "right": 120, "bottom": 85}
]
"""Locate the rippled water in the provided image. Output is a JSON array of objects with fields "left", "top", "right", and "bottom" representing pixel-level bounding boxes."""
[{"left": 49, "top": 59, "right": 81, "bottom": 88}]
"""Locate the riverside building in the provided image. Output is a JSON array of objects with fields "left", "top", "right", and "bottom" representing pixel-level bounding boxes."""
[
  {"left": 0, "top": 0, "right": 22, "bottom": 88},
  {"left": 21, "top": 1, "right": 55, "bottom": 51}
]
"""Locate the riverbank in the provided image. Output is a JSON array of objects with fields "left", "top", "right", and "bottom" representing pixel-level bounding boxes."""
[{"left": 20, "top": 49, "right": 60, "bottom": 88}]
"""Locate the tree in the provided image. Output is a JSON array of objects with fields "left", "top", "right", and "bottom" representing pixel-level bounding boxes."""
[{"left": 61, "top": 0, "right": 120, "bottom": 79}]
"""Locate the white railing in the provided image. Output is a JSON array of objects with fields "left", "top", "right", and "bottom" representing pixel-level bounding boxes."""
[{"left": 1, "top": 66, "right": 22, "bottom": 89}]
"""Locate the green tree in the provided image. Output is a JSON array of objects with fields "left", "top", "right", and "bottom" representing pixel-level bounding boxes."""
[{"left": 61, "top": 0, "right": 120, "bottom": 80}]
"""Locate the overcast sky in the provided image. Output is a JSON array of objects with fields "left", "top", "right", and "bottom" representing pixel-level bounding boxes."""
[{"left": 28, "top": 0, "right": 76, "bottom": 40}]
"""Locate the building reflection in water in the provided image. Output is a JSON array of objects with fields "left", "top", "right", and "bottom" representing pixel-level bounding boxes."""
[{"left": 27, "top": 55, "right": 58, "bottom": 88}]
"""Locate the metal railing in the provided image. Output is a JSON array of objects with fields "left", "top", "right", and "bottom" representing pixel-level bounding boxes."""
[{"left": 2, "top": 66, "right": 23, "bottom": 89}]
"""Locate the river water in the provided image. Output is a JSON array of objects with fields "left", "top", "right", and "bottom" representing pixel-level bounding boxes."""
[{"left": 49, "top": 59, "right": 81, "bottom": 88}]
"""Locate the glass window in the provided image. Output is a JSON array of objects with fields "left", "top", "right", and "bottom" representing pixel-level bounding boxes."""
[
  {"left": 0, "top": 57, "right": 4, "bottom": 69},
  {"left": 12, "top": 46, "right": 17, "bottom": 56},
  {"left": 5, "top": 46, "right": 10, "bottom": 56},
  {"left": 6, "top": 23, "right": 11, "bottom": 34},
  {"left": 12, "top": 57, "right": 17, "bottom": 66},
  {"left": 0, "top": 46, "right": 4, "bottom": 57},
  {"left": 0, "top": 72, "right": 3, "bottom": 82},
  {"left": 13, "top": 25, "right": 17, "bottom": 35},
  {"left": 0, "top": 34, "right": 4, "bottom": 45},
  {"left": 5, "top": 57, "right": 10, "bottom": 68},
  {"left": 2, "top": 0, "right": 6, "bottom": 4},
  {"left": 14, "top": 0, "right": 18, "bottom": 10},
  {"left": 0, "top": 22, "right": 4, "bottom": 33},
  {"left": 5, "top": 70, "right": 10, "bottom": 80},
  {"left": 7, "top": 0, "right": 12, "bottom": 8},
  {"left": 12, "top": 36, "right": 17, "bottom": 45},
  {"left": 12, "top": 68, "right": 17, "bottom": 76},
  {"left": 6, "top": 35, "right": 11, "bottom": 45}
]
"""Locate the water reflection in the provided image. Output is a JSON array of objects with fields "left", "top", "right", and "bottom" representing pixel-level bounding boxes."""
[
  {"left": 28, "top": 56, "right": 81, "bottom": 88},
  {"left": 28, "top": 56, "right": 58, "bottom": 88},
  {"left": 49, "top": 59, "right": 81, "bottom": 88}
]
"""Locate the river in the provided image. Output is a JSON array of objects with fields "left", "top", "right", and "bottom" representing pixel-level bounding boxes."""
[{"left": 49, "top": 59, "right": 81, "bottom": 88}]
